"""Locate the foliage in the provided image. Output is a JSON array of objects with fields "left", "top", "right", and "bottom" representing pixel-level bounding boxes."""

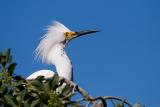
[{"left": 0, "top": 49, "right": 144, "bottom": 107}]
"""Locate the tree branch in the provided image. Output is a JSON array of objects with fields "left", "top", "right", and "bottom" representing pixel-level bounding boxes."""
[
  {"left": 27, "top": 76, "right": 133, "bottom": 107},
  {"left": 59, "top": 77, "right": 94, "bottom": 100},
  {"left": 103, "top": 96, "right": 133, "bottom": 107}
]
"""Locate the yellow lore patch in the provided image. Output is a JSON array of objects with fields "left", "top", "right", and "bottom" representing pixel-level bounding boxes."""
[{"left": 65, "top": 32, "right": 76, "bottom": 39}]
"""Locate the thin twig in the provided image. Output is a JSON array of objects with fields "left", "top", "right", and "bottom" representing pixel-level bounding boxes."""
[
  {"left": 86, "top": 97, "right": 107, "bottom": 107},
  {"left": 103, "top": 96, "right": 133, "bottom": 107}
]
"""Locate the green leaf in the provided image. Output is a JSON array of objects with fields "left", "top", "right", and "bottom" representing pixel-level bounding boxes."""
[
  {"left": 133, "top": 103, "right": 142, "bottom": 107},
  {"left": 0, "top": 49, "right": 12, "bottom": 67},
  {"left": 4, "top": 95, "right": 17, "bottom": 107},
  {"left": 8, "top": 55, "right": 13, "bottom": 64},
  {"left": 16, "top": 90, "right": 26, "bottom": 103},
  {"left": 65, "top": 101, "right": 82, "bottom": 106},
  {"left": 13, "top": 75, "right": 24, "bottom": 81},
  {"left": 0, "top": 81, "right": 2, "bottom": 87},
  {"left": 0, "top": 52, "right": 2, "bottom": 63},
  {"left": 8, "top": 63, "right": 17, "bottom": 76},
  {"left": 117, "top": 103, "right": 124, "bottom": 107},
  {"left": 1, "top": 87, "right": 8, "bottom": 95},
  {"left": 35, "top": 75, "right": 45, "bottom": 81},
  {"left": 1, "top": 55, "right": 7, "bottom": 67},
  {"left": 61, "top": 84, "right": 72, "bottom": 96},
  {"left": 39, "top": 103, "right": 48, "bottom": 107},
  {"left": 29, "top": 80, "right": 45, "bottom": 92},
  {"left": 48, "top": 73, "right": 59, "bottom": 90},
  {"left": 5, "top": 48, "right": 11, "bottom": 62},
  {"left": 30, "top": 99, "right": 39, "bottom": 107}
]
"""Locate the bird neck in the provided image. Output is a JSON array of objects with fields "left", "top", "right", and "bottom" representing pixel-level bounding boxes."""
[{"left": 47, "top": 43, "right": 73, "bottom": 81}]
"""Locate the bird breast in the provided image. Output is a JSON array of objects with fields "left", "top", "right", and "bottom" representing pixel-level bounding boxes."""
[{"left": 47, "top": 43, "right": 73, "bottom": 80}]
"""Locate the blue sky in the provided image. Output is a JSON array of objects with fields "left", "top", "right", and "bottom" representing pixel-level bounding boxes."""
[{"left": 0, "top": 0, "right": 160, "bottom": 106}]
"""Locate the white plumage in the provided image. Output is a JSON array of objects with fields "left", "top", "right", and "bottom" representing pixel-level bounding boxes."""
[
  {"left": 26, "top": 70, "right": 55, "bottom": 79},
  {"left": 27, "top": 21, "right": 72, "bottom": 80},
  {"left": 26, "top": 21, "right": 98, "bottom": 81},
  {"left": 35, "top": 21, "right": 71, "bottom": 64}
]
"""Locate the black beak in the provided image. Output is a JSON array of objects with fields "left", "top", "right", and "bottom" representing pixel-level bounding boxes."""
[{"left": 75, "top": 29, "right": 99, "bottom": 37}]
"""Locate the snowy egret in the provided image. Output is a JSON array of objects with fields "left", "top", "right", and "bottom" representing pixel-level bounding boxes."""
[{"left": 26, "top": 21, "right": 99, "bottom": 81}]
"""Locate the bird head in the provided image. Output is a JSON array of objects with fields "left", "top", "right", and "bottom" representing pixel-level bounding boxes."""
[
  {"left": 64, "top": 29, "right": 99, "bottom": 41},
  {"left": 35, "top": 21, "right": 99, "bottom": 63}
]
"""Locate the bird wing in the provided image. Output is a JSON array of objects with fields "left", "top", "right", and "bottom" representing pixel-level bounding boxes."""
[{"left": 26, "top": 70, "right": 55, "bottom": 80}]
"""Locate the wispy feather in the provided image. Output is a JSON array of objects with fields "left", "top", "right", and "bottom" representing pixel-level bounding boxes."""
[{"left": 35, "top": 21, "right": 71, "bottom": 63}]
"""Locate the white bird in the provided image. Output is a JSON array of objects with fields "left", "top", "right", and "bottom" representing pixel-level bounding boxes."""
[{"left": 26, "top": 21, "right": 98, "bottom": 81}]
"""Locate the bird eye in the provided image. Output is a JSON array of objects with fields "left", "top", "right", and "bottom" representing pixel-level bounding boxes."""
[
  {"left": 64, "top": 32, "right": 69, "bottom": 39},
  {"left": 65, "top": 32, "right": 69, "bottom": 36}
]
